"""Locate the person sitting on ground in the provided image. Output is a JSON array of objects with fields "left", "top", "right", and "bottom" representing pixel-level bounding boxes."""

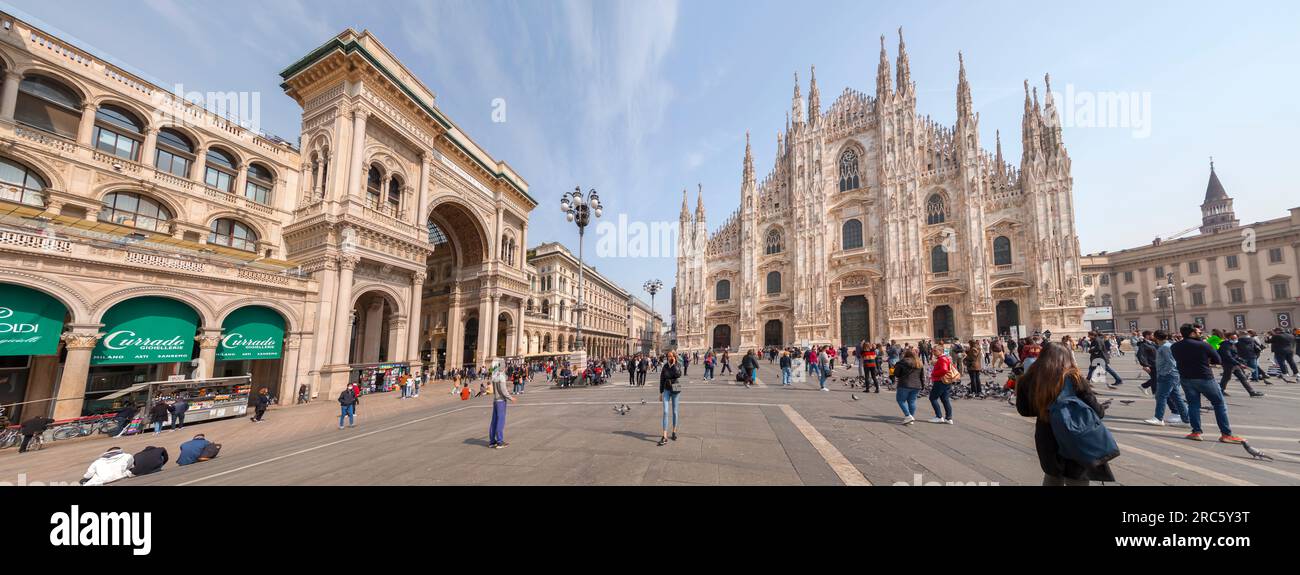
[
  {"left": 460, "top": 381, "right": 472, "bottom": 401},
  {"left": 177, "top": 434, "right": 220, "bottom": 466},
  {"left": 129, "top": 445, "right": 169, "bottom": 476},
  {"left": 80, "top": 447, "right": 134, "bottom": 486}
]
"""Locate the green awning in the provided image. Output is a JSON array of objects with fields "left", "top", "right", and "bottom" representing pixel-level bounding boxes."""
[
  {"left": 217, "top": 306, "right": 284, "bottom": 360},
  {"left": 0, "top": 283, "right": 68, "bottom": 356},
  {"left": 92, "top": 297, "right": 198, "bottom": 365}
]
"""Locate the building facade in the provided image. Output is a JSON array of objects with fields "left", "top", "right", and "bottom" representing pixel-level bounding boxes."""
[
  {"left": 517, "top": 242, "right": 661, "bottom": 360},
  {"left": 0, "top": 12, "right": 579, "bottom": 419},
  {"left": 1081, "top": 165, "right": 1299, "bottom": 335},
  {"left": 675, "top": 32, "right": 1085, "bottom": 353}
]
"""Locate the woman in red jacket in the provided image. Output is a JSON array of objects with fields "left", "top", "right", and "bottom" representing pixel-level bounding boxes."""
[{"left": 928, "top": 351, "right": 956, "bottom": 424}]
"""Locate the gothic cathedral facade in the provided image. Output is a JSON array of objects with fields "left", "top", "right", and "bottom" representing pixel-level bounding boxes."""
[{"left": 675, "top": 31, "right": 1085, "bottom": 352}]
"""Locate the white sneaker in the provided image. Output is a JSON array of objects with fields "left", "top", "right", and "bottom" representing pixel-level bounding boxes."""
[
  {"left": 945, "top": 419, "right": 955, "bottom": 425},
  {"left": 1140, "top": 387, "right": 1151, "bottom": 396},
  {"left": 820, "top": 388, "right": 829, "bottom": 392},
  {"left": 1143, "top": 418, "right": 1165, "bottom": 426},
  {"left": 928, "top": 417, "right": 946, "bottom": 424},
  {"left": 901, "top": 415, "right": 914, "bottom": 425}
]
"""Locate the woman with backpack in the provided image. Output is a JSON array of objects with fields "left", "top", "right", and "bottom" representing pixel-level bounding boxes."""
[
  {"left": 338, "top": 385, "right": 358, "bottom": 429},
  {"left": 928, "top": 350, "right": 957, "bottom": 424},
  {"left": 1015, "top": 342, "right": 1116, "bottom": 486},
  {"left": 658, "top": 351, "right": 683, "bottom": 446},
  {"left": 894, "top": 349, "right": 925, "bottom": 425}
]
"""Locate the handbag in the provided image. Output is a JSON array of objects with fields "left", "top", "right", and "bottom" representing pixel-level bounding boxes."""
[{"left": 942, "top": 368, "right": 961, "bottom": 384}]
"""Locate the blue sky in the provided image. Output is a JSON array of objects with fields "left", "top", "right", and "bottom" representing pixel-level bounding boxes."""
[{"left": 8, "top": 0, "right": 1299, "bottom": 318}]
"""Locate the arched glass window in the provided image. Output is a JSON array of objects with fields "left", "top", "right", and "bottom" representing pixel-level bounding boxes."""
[
  {"left": 765, "top": 228, "right": 782, "bottom": 255},
  {"left": 15, "top": 76, "right": 81, "bottom": 138},
  {"left": 838, "top": 148, "right": 860, "bottom": 192},
  {"left": 245, "top": 163, "right": 273, "bottom": 205},
  {"left": 204, "top": 148, "right": 237, "bottom": 193},
  {"left": 842, "top": 219, "right": 863, "bottom": 250},
  {"left": 926, "top": 194, "right": 946, "bottom": 225},
  {"left": 427, "top": 221, "right": 449, "bottom": 245},
  {"left": 155, "top": 128, "right": 195, "bottom": 178},
  {"left": 387, "top": 176, "right": 402, "bottom": 211},
  {"left": 930, "top": 244, "right": 949, "bottom": 273},
  {"left": 209, "top": 218, "right": 258, "bottom": 252},
  {"left": 366, "top": 165, "right": 383, "bottom": 206},
  {"left": 541, "top": 300, "right": 551, "bottom": 318},
  {"left": 99, "top": 192, "right": 172, "bottom": 233},
  {"left": 92, "top": 104, "right": 143, "bottom": 161},
  {"left": 766, "top": 271, "right": 781, "bottom": 295},
  {"left": 993, "top": 236, "right": 1012, "bottom": 265},
  {"left": 716, "top": 279, "right": 731, "bottom": 302},
  {"left": 0, "top": 156, "right": 49, "bottom": 207}
]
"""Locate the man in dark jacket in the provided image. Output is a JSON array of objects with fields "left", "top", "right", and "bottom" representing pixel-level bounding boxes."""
[
  {"left": 739, "top": 351, "right": 759, "bottom": 388},
  {"left": 637, "top": 356, "right": 649, "bottom": 386},
  {"left": 111, "top": 402, "right": 136, "bottom": 437},
  {"left": 129, "top": 445, "right": 169, "bottom": 476},
  {"left": 1219, "top": 333, "right": 1263, "bottom": 397},
  {"left": 1085, "top": 332, "right": 1124, "bottom": 388},
  {"left": 169, "top": 397, "right": 188, "bottom": 430},
  {"left": 1266, "top": 328, "right": 1297, "bottom": 382},
  {"left": 177, "top": 434, "right": 216, "bottom": 465},
  {"left": 18, "top": 415, "right": 54, "bottom": 453},
  {"left": 1136, "top": 331, "right": 1158, "bottom": 394},
  {"left": 1171, "top": 324, "right": 1242, "bottom": 443},
  {"left": 1234, "top": 331, "right": 1267, "bottom": 383}
]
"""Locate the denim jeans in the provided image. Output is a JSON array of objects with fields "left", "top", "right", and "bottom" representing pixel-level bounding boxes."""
[
  {"left": 896, "top": 387, "right": 920, "bottom": 417},
  {"left": 489, "top": 400, "right": 507, "bottom": 445},
  {"left": 339, "top": 404, "right": 356, "bottom": 427},
  {"left": 1180, "top": 378, "right": 1231, "bottom": 436},
  {"left": 1276, "top": 352, "right": 1298, "bottom": 376},
  {"left": 1086, "top": 360, "right": 1123, "bottom": 385},
  {"left": 781, "top": 366, "right": 791, "bottom": 385},
  {"left": 704, "top": 365, "right": 714, "bottom": 380},
  {"left": 153, "top": 421, "right": 162, "bottom": 434},
  {"left": 1246, "top": 357, "right": 1265, "bottom": 380},
  {"left": 1153, "top": 375, "right": 1188, "bottom": 421},
  {"left": 661, "top": 390, "right": 680, "bottom": 431},
  {"left": 929, "top": 382, "right": 953, "bottom": 419},
  {"left": 170, "top": 413, "right": 184, "bottom": 429},
  {"left": 818, "top": 366, "right": 829, "bottom": 389}
]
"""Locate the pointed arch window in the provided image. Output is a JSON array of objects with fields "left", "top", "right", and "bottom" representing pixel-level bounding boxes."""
[
  {"left": 993, "top": 236, "right": 1012, "bottom": 266},
  {"left": 366, "top": 165, "right": 383, "bottom": 207},
  {"left": 766, "top": 271, "right": 782, "bottom": 295},
  {"left": 842, "top": 219, "right": 863, "bottom": 250},
  {"left": 716, "top": 279, "right": 731, "bottom": 302},
  {"left": 930, "top": 244, "right": 949, "bottom": 274},
  {"left": 387, "top": 175, "right": 402, "bottom": 213},
  {"left": 838, "top": 148, "right": 860, "bottom": 192},
  {"left": 765, "top": 228, "right": 783, "bottom": 255},
  {"left": 926, "top": 194, "right": 946, "bottom": 225}
]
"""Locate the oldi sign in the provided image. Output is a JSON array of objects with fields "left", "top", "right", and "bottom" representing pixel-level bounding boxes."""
[
  {"left": 92, "top": 297, "right": 198, "bottom": 366},
  {"left": 217, "top": 306, "right": 284, "bottom": 360},
  {"left": 0, "top": 284, "right": 68, "bottom": 357}
]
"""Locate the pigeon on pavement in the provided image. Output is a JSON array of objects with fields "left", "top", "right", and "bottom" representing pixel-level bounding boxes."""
[
  {"left": 1119, "top": 400, "right": 1136, "bottom": 406},
  {"left": 1242, "top": 441, "right": 1273, "bottom": 462},
  {"left": 851, "top": 394, "right": 859, "bottom": 401}
]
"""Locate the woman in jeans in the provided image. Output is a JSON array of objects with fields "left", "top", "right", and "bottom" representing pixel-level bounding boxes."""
[
  {"left": 929, "top": 350, "right": 956, "bottom": 424},
  {"left": 894, "top": 349, "right": 925, "bottom": 424},
  {"left": 964, "top": 340, "right": 985, "bottom": 397},
  {"left": 658, "top": 351, "right": 683, "bottom": 446},
  {"left": 1015, "top": 342, "right": 1115, "bottom": 486}
]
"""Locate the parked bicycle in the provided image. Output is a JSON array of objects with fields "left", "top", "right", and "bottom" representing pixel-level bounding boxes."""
[{"left": 51, "top": 415, "right": 121, "bottom": 441}]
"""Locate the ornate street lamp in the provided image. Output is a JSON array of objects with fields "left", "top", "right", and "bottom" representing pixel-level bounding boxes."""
[
  {"left": 643, "top": 279, "right": 663, "bottom": 354},
  {"left": 560, "top": 186, "right": 602, "bottom": 377}
]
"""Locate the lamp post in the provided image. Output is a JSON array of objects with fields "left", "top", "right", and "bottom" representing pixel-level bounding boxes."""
[
  {"left": 560, "top": 186, "right": 602, "bottom": 377},
  {"left": 644, "top": 279, "right": 662, "bottom": 355},
  {"left": 1153, "top": 272, "right": 1188, "bottom": 331}
]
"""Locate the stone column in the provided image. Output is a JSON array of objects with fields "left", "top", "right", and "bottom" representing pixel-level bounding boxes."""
[
  {"left": 309, "top": 259, "right": 339, "bottom": 398},
  {"left": 1207, "top": 257, "right": 1222, "bottom": 305},
  {"left": 190, "top": 145, "right": 209, "bottom": 182},
  {"left": 141, "top": 127, "right": 159, "bottom": 168},
  {"left": 234, "top": 161, "right": 249, "bottom": 200},
  {"left": 389, "top": 316, "right": 407, "bottom": 364},
  {"left": 475, "top": 293, "right": 492, "bottom": 364},
  {"left": 53, "top": 329, "right": 101, "bottom": 420},
  {"left": 494, "top": 206, "right": 504, "bottom": 261},
  {"left": 408, "top": 271, "right": 426, "bottom": 366},
  {"left": 347, "top": 109, "right": 369, "bottom": 202},
  {"left": 515, "top": 300, "right": 526, "bottom": 356},
  {"left": 416, "top": 152, "right": 430, "bottom": 227},
  {"left": 330, "top": 254, "right": 360, "bottom": 365},
  {"left": 77, "top": 103, "right": 98, "bottom": 148},
  {"left": 519, "top": 223, "right": 529, "bottom": 268},
  {"left": 362, "top": 298, "right": 384, "bottom": 363},
  {"left": 197, "top": 328, "right": 223, "bottom": 379},
  {"left": 446, "top": 292, "right": 462, "bottom": 369},
  {"left": 0, "top": 70, "right": 21, "bottom": 120},
  {"left": 278, "top": 335, "right": 302, "bottom": 406}
]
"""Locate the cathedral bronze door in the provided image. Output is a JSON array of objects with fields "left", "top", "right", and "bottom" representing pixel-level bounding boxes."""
[
  {"left": 839, "top": 296, "right": 870, "bottom": 346},
  {"left": 712, "top": 325, "right": 732, "bottom": 350},
  {"left": 764, "top": 320, "right": 783, "bottom": 347},
  {"left": 996, "top": 300, "right": 1020, "bottom": 336},
  {"left": 932, "top": 306, "right": 955, "bottom": 341}
]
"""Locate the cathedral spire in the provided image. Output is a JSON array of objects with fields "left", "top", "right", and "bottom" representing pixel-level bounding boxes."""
[
  {"left": 876, "top": 34, "right": 892, "bottom": 99},
  {"left": 680, "top": 188, "right": 689, "bottom": 222},
  {"left": 1021, "top": 80, "right": 1040, "bottom": 163},
  {"left": 994, "top": 130, "right": 1006, "bottom": 179},
  {"left": 807, "top": 66, "right": 820, "bottom": 127},
  {"left": 791, "top": 72, "right": 804, "bottom": 126},
  {"left": 742, "top": 131, "right": 755, "bottom": 185},
  {"left": 956, "top": 51, "right": 973, "bottom": 121},
  {"left": 1042, "top": 73, "right": 1065, "bottom": 154},
  {"left": 696, "top": 183, "right": 705, "bottom": 220},
  {"left": 896, "top": 27, "right": 911, "bottom": 94}
]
